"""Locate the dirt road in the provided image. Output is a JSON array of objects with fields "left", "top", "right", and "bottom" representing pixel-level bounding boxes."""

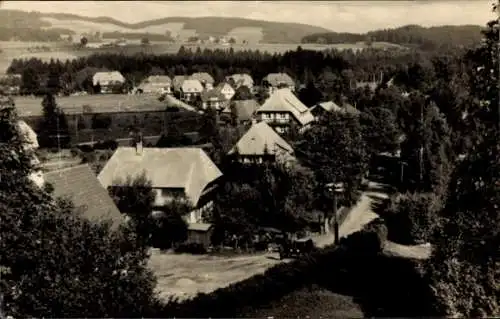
[{"left": 313, "top": 181, "right": 388, "bottom": 248}]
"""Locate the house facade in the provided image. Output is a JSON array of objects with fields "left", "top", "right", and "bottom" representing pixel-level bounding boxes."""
[
  {"left": 256, "top": 88, "right": 314, "bottom": 134},
  {"left": 138, "top": 75, "right": 172, "bottom": 95},
  {"left": 228, "top": 121, "right": 294, "bottom": 164},
  {"left": 214, "top": 82, "right": 235, "bottom": 101},
  {"left": 92, "top": 71, "right": 126, "bottom": 93},
  {"left": 98, "top": 145, "right": 223, "bottom": 225},
  {"left": 201, "top": 89, "right": 227, "bottom": 111},
  {"left": 180, "top": 79, "right": 204, "bottom": 103},
  {"left": 262, "top": 73, "right": 295, "bottom": 95}
]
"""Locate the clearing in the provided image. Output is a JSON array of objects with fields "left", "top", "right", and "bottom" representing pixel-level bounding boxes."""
[{"left": 149, "top": 251, "right": 287, "bottom": 301}]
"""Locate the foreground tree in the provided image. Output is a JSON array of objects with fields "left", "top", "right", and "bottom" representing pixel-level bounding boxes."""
[
  {"left": 0, "top": 94, "right": 158, "bottom": 318},
  {"left": 424, "top": 9, "right": 499, "bottom": 317},
  {"left": 296, "top": 112, "right": 369, "bottom": 205},
  {"left": 38, "top": 93, "right": 71, "bottom": 148},
  {"left": 108, "top": 173, "right": 156, "bottom": 247}
]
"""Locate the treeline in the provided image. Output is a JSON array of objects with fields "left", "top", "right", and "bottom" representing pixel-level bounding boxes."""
[
  {"left": 0, "top": 27, "right": 74, "bottom": 42},
  {"left": 102, "top": 31, "right": 174, "bottom": 42},
  {"left": 7, "top": 45, "right": 459, "bottom": 96},
  {"left": 302, "top": 24, "right": 484, "bottom": 51}
]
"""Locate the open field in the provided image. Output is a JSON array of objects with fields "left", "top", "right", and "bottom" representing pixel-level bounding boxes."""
[{"left": 149, "top": 250, "right": 287, "bottom": 301}]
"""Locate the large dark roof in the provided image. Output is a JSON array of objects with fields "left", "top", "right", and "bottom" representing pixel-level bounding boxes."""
[{"left": 44, "top": 164, "right": 124, "bottom": 229}]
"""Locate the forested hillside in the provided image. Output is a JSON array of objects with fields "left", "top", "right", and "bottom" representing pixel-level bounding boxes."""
[{"left": 302, "top": 25, "right": 484, "bottom": 50}]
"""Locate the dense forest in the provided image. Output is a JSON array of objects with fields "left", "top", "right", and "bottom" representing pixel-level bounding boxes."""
[
  {"left": 7, "top": 44, "right": 466, "bottom": 98},
  {"left": 302, "top": 24, "right": 484, "bottom": 51}
]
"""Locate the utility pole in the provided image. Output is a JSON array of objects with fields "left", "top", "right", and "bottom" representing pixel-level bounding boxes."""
[{"left": 326, "top": 182, "right": 344, "bottom": 245}]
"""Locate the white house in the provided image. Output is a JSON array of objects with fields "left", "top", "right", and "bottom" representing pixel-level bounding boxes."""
[
  {"left": 256, "top": 88, "right": 314, "bottom": 134},
  {"left": 214, "top": 82, "right": 235, "bottom": 101},
  {"left": 138, "top": 75, "right": 172, "bottom": 95},
  {"left": 92, "top": 71, "right": 126, "bottom": 93}
]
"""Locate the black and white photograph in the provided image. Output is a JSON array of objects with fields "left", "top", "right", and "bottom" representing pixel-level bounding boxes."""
[{"left": 0, "top": 0, "right": 498, "bottom": 317}]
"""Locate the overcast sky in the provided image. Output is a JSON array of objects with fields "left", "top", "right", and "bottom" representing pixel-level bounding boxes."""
[{"left": 1, "top": 1, "right": 496, "bottom": 33}]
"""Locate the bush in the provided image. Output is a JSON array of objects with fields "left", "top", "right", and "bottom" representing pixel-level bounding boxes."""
[
  {"left": 383, "top": 192, "right": 441, "bottom": 245},
  {"left": 174, "top": 243, "right": 207, "bottom": 255}
]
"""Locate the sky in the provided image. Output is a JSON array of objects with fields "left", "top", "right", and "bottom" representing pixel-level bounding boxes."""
[{"left": 1, "top": 0, "right": 496, "bottom": 33}]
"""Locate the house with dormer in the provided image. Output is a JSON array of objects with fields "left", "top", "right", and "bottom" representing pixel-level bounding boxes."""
[
  {"left": 228, "top": 121, "right": 294, "bottom": 164},
  {"left": 98, "top": 145, "right": 223, "bottom": 225},
  {"left": 256, "top": 88, "right": 314, "bottom": 134},
  {"left": 262, "top": 73, "right": 296, "bottom": 94}
]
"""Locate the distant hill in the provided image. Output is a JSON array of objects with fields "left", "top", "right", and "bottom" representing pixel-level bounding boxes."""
[
  {"left": 0, "top": 10, "right": 331, "bottom": 43},
  {"left": 301, "top": 24, "right": 485, "bottom": 50}
]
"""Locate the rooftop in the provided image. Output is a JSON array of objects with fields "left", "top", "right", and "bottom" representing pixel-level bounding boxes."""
[
  {"left": 229, "top": 121, "right": 294, "bottom": 156},
  {"left": 257, "top": 88, "right": 314, "bottom": 126},
  {"left": 44, "top": 164, "right": 124, "bottom": 230},
  {"left": 98, "top": 147, "right": 223, "bottom": 206}
]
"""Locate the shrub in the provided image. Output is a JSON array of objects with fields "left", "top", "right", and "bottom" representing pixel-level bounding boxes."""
[{"left": 383, "top": 192, "right": 441, "bottom": 245}]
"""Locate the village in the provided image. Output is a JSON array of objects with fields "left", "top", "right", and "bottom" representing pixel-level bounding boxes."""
[
  {"left": 3, "top": 65, "right": 394, "bottom": 300},
  {"left": 0, "top": 1, "right": 497, "bottom": 316}
]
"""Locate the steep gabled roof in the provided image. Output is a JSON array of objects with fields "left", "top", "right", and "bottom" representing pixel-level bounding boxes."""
[
  {"left": 229, "top": 121, "right": 294, "bottom": 156},
  {"left": 181, "top": 79, "right": 204, "bottom": 93},
  {"left": 45, "top": 164, "right": 124, "bottom": 230},
  {"left": 190, "top": 72, "right": 215, "bottom": 84},
  {"left": 214, "top": 82, "right": 235, "bottom": 92},
  {"left": 92, "top": 71, "right": 125, "bottom": 85},
  {"left": 257, "top": 88, "right": 314, "bottom": 126},
  {"left": 310, "top": 101, "right": 360, "bottom": 116},
  {"left": 263, "top": 73, "right": 295, "bottom": 87},
  {"left": 221, "top": 99, "right": 260, "bottom": 122},
  {"left": 98, "top": 147, "right": 222, "bottom": 206}
]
